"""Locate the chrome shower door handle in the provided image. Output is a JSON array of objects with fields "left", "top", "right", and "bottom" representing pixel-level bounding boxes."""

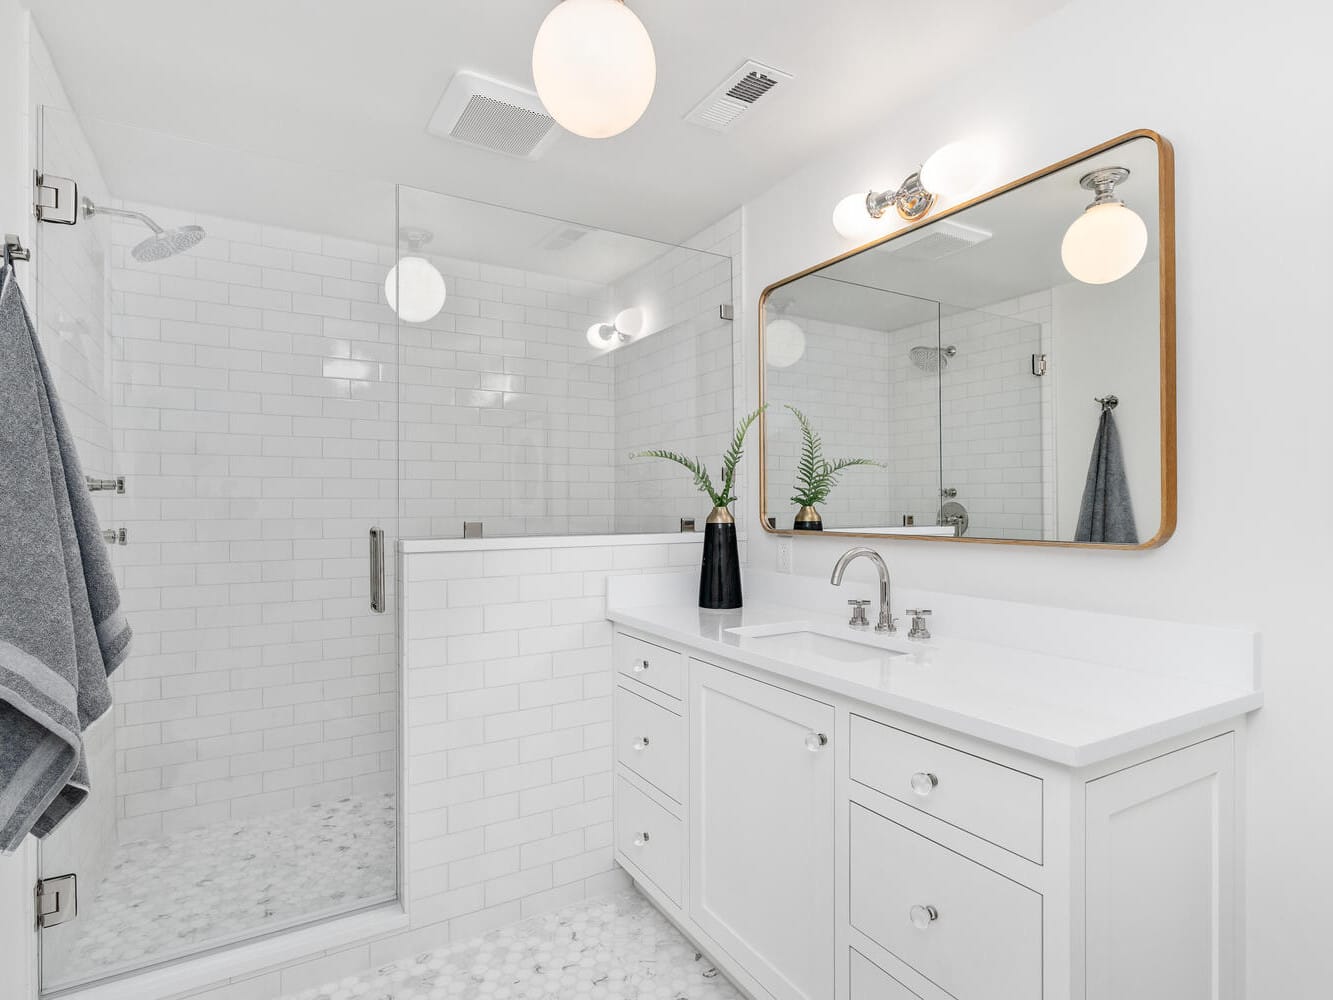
[{"left": 369, "top": 527, "right": 385, "bottom": 614}]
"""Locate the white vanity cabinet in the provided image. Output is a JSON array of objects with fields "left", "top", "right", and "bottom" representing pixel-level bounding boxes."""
[{"left": 610, "top": 624, "right": 1244, "bottom": 1000}]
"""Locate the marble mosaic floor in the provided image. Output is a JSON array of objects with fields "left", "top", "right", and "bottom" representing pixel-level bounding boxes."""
[
  {"left": 285, "top": 890, "right": 745, "bottom": 1000},
  {"left": 50, "top": 794, "right": 397, "bottom": 986}
]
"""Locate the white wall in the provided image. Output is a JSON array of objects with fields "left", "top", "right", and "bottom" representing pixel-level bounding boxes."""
[{"left": 737, "top": 1, "right": 1333, "bottom": 996}]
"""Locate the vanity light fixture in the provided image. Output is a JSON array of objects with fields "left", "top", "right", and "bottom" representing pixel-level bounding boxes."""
[
  {"left": 532, "top": 0, "right": 657, "bottom": 139},
  {"left": 385, "top": 228, "right": 447, "bottom": 323},
  {"left": 832, "top": 141, "right": 988, "bottom": 241},
  {"left": 1061, "top": 167, "right": 1148, "bottom": 285},
  {"left": 586, "top": 306, "right": 647, "bottom": 350}
]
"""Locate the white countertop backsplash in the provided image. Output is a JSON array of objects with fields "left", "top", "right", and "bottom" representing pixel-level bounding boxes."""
[{"left": 606, "top": 569, "right": 1261, "bottom": 767}]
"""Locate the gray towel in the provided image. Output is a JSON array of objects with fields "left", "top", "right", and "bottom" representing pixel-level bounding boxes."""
[
  {"left": 1074, "top": 409, "right": 1138, "bottom": 544},
  {"left": 0, "top": 263, "right": 130, "bottom": 852}
]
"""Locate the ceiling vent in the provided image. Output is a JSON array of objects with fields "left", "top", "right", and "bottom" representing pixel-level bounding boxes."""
[
  {"left": 428, "top": 71, "right": 559, "bottom": 160},
  {"left": 540, "top": 226, "right": 590, "bottom": 252},
  {"left": 685, "top": 60, "right": 792, "bottom": 132},
  {"left": 879, "top": 221, "right": 993, "bottom": 262}
]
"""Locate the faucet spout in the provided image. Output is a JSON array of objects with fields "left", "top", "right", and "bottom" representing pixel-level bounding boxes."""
[{"left": 830, "top": 547, "right": 896, "bottom": 634}]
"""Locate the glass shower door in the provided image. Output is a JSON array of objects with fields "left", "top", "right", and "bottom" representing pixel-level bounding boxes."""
[{"left": 34, "top": 109, "right": 402, "bottom": 992}]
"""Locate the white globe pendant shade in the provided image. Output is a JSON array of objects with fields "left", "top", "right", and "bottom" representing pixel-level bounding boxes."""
[
  {"left": 385, "top": 257, "right": 447, "bottom": 323},
  {"left": 532, "top": 0, "right": 656, "bottom": 139},
  {"left": 765, "top": 319, "right": 807, "bottom": 368},
  {"left": 1061, "top": 202, "right": 1148, "bottom": 285},
  {"left": 920, "top": 141, "right": 987, "bottom": 199},
  {"left": 832, "top": 192, "right": 892, "bottom": 242}
]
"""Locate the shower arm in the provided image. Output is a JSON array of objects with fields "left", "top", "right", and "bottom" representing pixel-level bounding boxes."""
[{"left": 82, "top": 199, "right": 166, "bottom": 235}]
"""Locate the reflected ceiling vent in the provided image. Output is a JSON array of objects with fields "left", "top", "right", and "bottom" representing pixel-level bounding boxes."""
[
  {"left": 685, "top": 60, "right": 793, "bottom": 132},
  {"left": 879, "top": 220, "right": 992, "bottom": 262},
  {"left": 540, "top": 226, "right": 591, "bottom": 252},
  {"left": 428, "top": 71, "right": 559, "bottom": 160}
]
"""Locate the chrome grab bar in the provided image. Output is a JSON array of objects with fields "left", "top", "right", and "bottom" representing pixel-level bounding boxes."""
[{"left": 369, "top": 527, "right": 385, "bottom": 614}]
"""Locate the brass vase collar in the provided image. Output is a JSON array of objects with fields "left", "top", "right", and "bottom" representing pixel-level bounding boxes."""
[{"left": 707, "top": 506, "right": 735, "bottom": 525}]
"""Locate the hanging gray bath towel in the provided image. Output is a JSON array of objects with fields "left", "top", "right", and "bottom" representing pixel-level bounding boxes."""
[
  {"left": 1074, "top": 408, "right": 1138, "bottom": 545},
  {"left": 0, "top": 263, "right": 130, "bottom": 853}
]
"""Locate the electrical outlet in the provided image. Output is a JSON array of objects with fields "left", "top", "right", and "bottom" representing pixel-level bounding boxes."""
[{"left": 776, "top": 538, "right": 793, "bottom": 573}]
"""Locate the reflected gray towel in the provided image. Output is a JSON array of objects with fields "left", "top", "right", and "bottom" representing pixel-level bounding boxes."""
[
  {"left": 1074, "top": 409, "right": 1138, "bottom": 545},
  {"left": 0, "top": 264, "right": 130, "bottom": 852}
]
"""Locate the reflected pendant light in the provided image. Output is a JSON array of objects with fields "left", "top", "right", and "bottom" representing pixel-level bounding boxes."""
[
  {"left": 765, "top": 318, "right": 807, "bottom": 368},
  {"left": 1061, "top": 167, "right": 1148, "bottom": 285},
  {"left": 386, "top": 228, "right": 447, "bottom": 323},
  {"left": 532, "top": 0, "right": 657, "bottom": 139}
]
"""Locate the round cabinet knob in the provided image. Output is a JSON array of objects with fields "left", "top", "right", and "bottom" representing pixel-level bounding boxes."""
[
  {"left": 910, "top": 771, "right": 939, "bottom": 796},
  {"left": 632, "top": 737, "right": 650, "bottom": 751},
  {"left": 633, "top": 832, "right": 651, "bottom": 847},
  {"left": 804, "top": 732, "right": 829, "bottom": 752},
  {"left": 633, "top": 659, "right": 650, "bottom": 673},
  {"left": 909, "top": 904, "right": 939, "bottom": 929}
]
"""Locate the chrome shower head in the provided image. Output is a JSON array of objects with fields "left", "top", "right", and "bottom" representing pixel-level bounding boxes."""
[
  {"left": 909, "top": 344, "right": 958, "bottom": 373},
  {"left": 82, "top": 199, "right": 206, "bottom": 262},
  {"left": 130, "top": 226, "right": 206, "bottom": 262}
]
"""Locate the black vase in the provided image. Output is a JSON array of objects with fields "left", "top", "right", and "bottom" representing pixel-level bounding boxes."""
[{"left": 699, "top": 506, "right": 742, "bottom": 610}]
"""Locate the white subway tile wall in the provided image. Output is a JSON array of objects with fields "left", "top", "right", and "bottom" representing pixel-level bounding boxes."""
[
  {"left": 399, "top": 539, "right": 702, "bottom": 966},
  {"left": 108, "top": 209, "right": 401, "bottom": 840}
]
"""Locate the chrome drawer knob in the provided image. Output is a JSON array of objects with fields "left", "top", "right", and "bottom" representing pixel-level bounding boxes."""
[
  {"left": 632, "top": 737, "right": 651, "bottom": 751},
  {"left": 909, "top": 904, "right": 939, "bottom": 929},
  {"left": 633, "top": 659, "right": 650, "bottom": 672},
  {"left": 804, "top": 732, "right": 829, "bottom": 752},
  {"left": 633, "top": 832, "right": 651, "bottom": 847},
  {"left": 910, "top": 771, "right": 939, "bottom": 796}
]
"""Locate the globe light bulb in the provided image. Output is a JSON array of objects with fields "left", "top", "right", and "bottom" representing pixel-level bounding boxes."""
[
  {"left": 1061, "top": 202, "right": 1148, "bottom": 284},
  {"left": 587, "top": 322, "right": 615, "bottom": 349},
  {"left": 920, "top": 141, "right": 988, "bottom": 198},
  {"left": 832, "top": 192, "right": 890, "bottom": 242},
  {"left": 385, "top": 257, "right": 446, "bottom": 323},
  {"left": 765, "top": 319, "right": 807, "bottom": 368},
  {"left": 532, "top": 0, "right": 656, "bottom": 139},
  {"left": 614, "top": 306, "right": 645, "bottom": 338}
]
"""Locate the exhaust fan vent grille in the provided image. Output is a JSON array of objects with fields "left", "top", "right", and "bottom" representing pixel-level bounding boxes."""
[
  {"left": 686, "top": 60, "right": 792, "bottom": 132},
  {"left": 881, "top": 221, "right": 993, "bottom": 262},
  {"left": 428, "top": 71, "right": 559, "bottom": 160}
]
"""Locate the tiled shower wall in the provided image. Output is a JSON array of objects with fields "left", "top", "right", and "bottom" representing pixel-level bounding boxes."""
[{"left": 108, "top": 210, "right": 401, "bottom": 839}]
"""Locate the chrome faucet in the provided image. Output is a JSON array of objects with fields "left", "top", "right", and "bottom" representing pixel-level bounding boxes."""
[{"left": 830, "top": 547, "right": 897, "bottom": 633}]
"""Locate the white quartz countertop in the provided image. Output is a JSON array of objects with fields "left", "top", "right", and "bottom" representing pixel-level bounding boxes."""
[{"left": 607, "top": 590, "right": 1262, "bottom": 768}]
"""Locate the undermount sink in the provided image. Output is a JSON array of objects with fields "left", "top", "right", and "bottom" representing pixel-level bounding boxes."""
[{"left": 726, "top": 622, "right": 909, "bottom": 667}]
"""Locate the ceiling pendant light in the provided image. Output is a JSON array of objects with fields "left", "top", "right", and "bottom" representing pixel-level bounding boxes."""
[
  {"left": 1061, "top": 167, "right": 1148, "bottom": 285},
  {"left": 532, "top": 0, "right": 657, "bottom": 139},
  {"left": 385, "top": 228, "right": 447, "bottom": 323}
]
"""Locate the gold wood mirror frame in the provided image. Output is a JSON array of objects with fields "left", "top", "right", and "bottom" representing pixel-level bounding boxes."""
[{"left": 758, "top": 129, "right": 1176, "bottom": 549}]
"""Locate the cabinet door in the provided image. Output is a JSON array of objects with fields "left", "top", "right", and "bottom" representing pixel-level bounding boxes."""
[{"left": 690, "top": 659, "right": 835, "bottom": 1000}]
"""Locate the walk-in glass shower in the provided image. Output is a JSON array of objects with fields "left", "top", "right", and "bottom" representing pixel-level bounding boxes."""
[{"left": 31, "top": 107, "right": 732, "bottom": 992}]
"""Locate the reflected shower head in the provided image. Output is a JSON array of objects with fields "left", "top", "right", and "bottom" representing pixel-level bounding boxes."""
[
  {"left": 909, "top": 344, "right": 958, "bottom": 373},
  {"left": 82, "top": 199, "right": 206, "bottom": 262}
]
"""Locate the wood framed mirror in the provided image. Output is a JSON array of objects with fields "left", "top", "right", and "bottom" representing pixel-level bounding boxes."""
[{"left": 758, "top": 130, "right": 1175, "bottom": 548}]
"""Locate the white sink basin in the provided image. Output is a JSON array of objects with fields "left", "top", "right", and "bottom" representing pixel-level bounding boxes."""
[{"left": 725, "top": 622, "right": 910, "bottom": 677}]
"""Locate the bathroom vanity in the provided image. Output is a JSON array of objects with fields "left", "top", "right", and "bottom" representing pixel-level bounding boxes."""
[{"left": 607, "top": 571, "right": 1260, "bottom": 1000}]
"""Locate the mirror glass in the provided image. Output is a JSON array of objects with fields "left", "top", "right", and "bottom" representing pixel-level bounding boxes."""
[{"left": 761, "top": 133, "right": 1172, "bottom": 547}]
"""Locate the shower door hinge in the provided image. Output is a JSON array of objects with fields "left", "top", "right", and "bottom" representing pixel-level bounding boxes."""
[
  {"left": 35, "top": 874, "right": 77, "bottom": 928},
  {"left": 34, "top": 172, "right": 79, "bottom": 225},
  {"left": 1031, "top": 353, "right": 1048, "bottom": 377},
  {"left": 719, "top": 304, "right": 734, "bottom": 321}
]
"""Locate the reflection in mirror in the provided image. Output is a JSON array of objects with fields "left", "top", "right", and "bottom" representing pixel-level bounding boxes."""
[{"left": 760, "top": 132, "right": 1173, "bottom": 547}]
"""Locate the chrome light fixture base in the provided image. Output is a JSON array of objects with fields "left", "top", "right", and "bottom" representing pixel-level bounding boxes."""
[
  {"left": 1078, "top": 167, "right": 1131, "bottom": 207},
  {"left": 867, "top": 169, "right": 938, "bottom": 222},
  {"left": 399, "top": 226, "right": 435, "bottom": 251}
]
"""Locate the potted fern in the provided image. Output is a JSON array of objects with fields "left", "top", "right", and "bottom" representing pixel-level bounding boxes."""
[
  {"left": 630, "top": 406, "right": 765, "bottom": 609},
  {"left": 786, "top": 405, "right": 884, "bottom": 530}
]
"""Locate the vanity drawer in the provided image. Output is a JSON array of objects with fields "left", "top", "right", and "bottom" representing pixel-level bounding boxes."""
[
  {"left": 850, "top": 714, "right": 1043, "bottom": 862},
  {"left": 615, "top": 685, "right": 684, "bottom": 802},
  {"left": 615, "top": 775, "right": 683, "bottom": 905},
  {"left": 850, "top": 804, "right": 1042, "bottom": 1000},
  {"left": 615, "top": 631, "right": 685, "bottom": 701},
  {"left": 850, "top": 950, "right": 923, "bottom": 1000}
]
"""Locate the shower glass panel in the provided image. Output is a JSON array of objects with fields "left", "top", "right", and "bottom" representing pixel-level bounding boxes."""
[
  {"left": 394, "top": 184, "right": 734, "bottom": 539},
  {"left": 763, "top": 276, "right": 943, "bottom": 532},
  {"left": 34, "top": 108, "right": 401, "bottom": 992}
]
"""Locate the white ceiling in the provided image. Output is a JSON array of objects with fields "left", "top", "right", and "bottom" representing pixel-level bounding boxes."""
[{"left": 26, "top": 0, "right": 1071, "bottom": 246}]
